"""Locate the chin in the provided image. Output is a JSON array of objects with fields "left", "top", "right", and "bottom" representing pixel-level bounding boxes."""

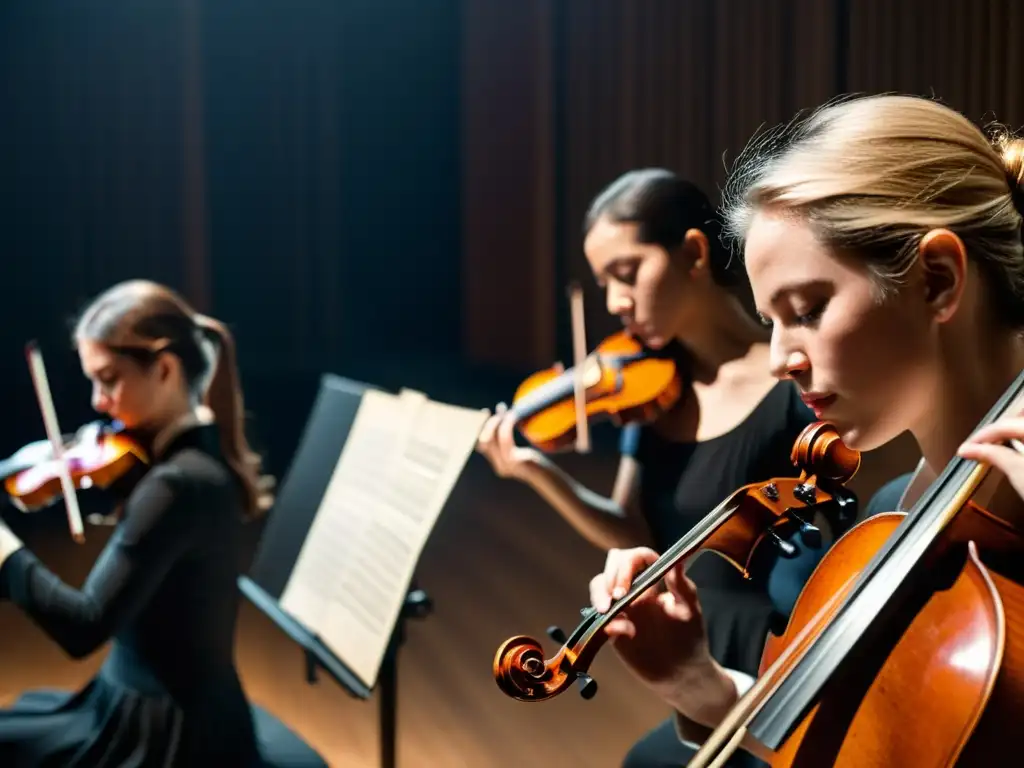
[{"left": 831, "top": 415, "right": 900, "bottom": 454}]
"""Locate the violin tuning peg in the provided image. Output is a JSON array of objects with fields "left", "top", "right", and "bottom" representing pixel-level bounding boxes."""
[
  {"left": 767, "top": 529, "right": 798, "bottom": 559},
  {"left": 546, "top": 625, "right": 568, "bottom": 644},
  {"left": 793, "top": 482, "right": 818, "bottom": 505},
  {"left": 789, "top": 510, "right": 823, "bottom": 549},
  {"left": 575, "top": 672, "right": 598, "bottom": 700},
  {"left": 799, "top": 521, "right": 823, "bottom": 550}
]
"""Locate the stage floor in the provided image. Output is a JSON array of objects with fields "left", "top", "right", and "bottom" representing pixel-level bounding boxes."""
[{"left": 0, "top": 428, "right": 916, "bottom": 767}]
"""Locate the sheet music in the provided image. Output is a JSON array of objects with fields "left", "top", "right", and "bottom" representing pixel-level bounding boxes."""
[{"left": 279, "top": 388, "right": 488, "bottom": 688}]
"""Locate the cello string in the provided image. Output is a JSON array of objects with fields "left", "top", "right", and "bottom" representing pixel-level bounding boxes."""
[{"left": 746, "top": 371, "right": 1024, "bottom": 746}]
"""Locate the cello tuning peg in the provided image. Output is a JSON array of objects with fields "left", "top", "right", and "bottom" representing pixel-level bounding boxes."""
[
  {"left": 576, "top": 672, "right": 598, "bottom": 700},
  {"left": 767, "top": 529, "right": 798, "bottom": 559},
  {"left": 546, "top": 625, "right": 568, "bottom": 644}
]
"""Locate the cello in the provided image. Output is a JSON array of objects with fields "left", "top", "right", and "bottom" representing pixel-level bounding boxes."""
[{"left": 684, "top": 371, "right": 1024, "bottom": 766}]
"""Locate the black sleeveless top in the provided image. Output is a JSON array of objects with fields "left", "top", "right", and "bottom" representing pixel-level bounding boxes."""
[{"left": 620, "top": 379, "right": 816, "bottom": 676}]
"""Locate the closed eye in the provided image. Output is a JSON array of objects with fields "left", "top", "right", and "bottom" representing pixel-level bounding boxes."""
[
  {"left": 794, "top": 301, "right": 826, "bottom": 326},
  {"left": 757, "top": 300, "right": 827, "bottom": 328}
]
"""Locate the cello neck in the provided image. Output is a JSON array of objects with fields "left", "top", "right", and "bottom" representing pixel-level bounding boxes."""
[{"left": 746, "top": 366, "right": 1024, "bottom": 749}]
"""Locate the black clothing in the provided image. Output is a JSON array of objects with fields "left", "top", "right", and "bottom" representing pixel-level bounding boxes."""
[
  {"left": 624, "top": 465, "right": 916, "bottom": 768},
  {"left": 859, "top": 472, "right": 914, "bottom": 521},
  {"left": 620, "top": 380, "right": 816, "bottom": 767},
  {"left": 618, "top": 382, "right": 819, "bottom": 765},
  {"left": 622, "top": 380, "right": 817, "bottom": 675},
  {"left": 0, "top": 423, "right": 325, "bottom": 767}
]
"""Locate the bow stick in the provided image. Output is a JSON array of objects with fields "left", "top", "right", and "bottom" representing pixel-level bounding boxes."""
[
  {"left": 26, "top": 341, "right": 85, "bottom": 543},
  {"left": 568, "top": 282, "right": 591, "bottom": 454}
]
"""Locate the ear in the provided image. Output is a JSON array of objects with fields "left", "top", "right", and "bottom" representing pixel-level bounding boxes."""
[
  {"left": 682, "top": 228, "right": 711, "bottom": 279},
  {"left": 917, "top": 229, "right": 968, "bottom": 324},
  {"left": 153, "top": 350, "right": 178, "bottom": 385}
]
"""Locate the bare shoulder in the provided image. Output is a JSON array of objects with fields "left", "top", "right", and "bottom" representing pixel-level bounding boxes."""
[
  {"left": 660, "top": 342, "right": 781, "bottom": 442},
  {"left": 711, "top": 341, "right": 777, "bottom": 398},
  {"left": 734, "top": 341, "right": 774, "bottom": 386}
]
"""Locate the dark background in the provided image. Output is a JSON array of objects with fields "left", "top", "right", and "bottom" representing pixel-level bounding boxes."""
[{"left": 0, "top": 1, "right": 1018, "bottom": 764}]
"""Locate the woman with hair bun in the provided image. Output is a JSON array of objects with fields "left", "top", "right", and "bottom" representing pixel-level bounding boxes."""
[{"left": 588, "top": 94, "right": 1024, "bottom": 762}]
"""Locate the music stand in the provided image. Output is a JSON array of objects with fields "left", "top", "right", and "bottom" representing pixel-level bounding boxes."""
[{"left": 239, "top": 373, "right": 433, "bottom": 768}]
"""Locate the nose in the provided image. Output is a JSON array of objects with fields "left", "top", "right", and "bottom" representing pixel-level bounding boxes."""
[
  {"left": 769, "top": 328, "right": 810, "bottom": 381},
  {"left": 91, "top": 385, "right": 111, "bottom": 415},
  {"left": 605, "top": 282, "right": 633, "bottom": 317}
]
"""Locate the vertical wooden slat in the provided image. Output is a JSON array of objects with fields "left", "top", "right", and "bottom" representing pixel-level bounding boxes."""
[
  {"left": 182, "top": 0, "right": 210, "bottom": 311},
  {"left": 461, "top": 0, "right": 556, "bottom": 370},
  {"left": 845, "top": 0, "right": 1020, "bottom": 130},
  {"left": 460, "top": 0, "right": 1024, "bottom": 372}
]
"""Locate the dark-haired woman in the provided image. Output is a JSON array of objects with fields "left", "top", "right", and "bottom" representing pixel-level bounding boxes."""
[
  {"left": 476, "top": 169, "right": 817, "bottom": 767},
  {"left": 0, "top": 280, "right": 326, "bottom": 767}
]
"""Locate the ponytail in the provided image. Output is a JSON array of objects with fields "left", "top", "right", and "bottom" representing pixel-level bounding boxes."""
[{"left": 193, "top": 314, "right": 272, "bottom": 518}]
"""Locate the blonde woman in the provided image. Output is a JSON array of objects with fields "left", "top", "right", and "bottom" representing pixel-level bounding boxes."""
[{"left": 587, "top": 94, "right": 1024, "bottom": 763}]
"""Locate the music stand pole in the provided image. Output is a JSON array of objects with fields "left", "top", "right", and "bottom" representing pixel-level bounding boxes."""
[{"left": 380, "top": 586, "right": 432, "bottom": 768}]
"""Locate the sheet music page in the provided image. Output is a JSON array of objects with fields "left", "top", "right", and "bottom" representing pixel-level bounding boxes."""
[
  {"left": 279, "top": 388, "right": 488, "bottom": 688},
  {"left": 278, "top": 389, "right": 423, "bottom": 650}
]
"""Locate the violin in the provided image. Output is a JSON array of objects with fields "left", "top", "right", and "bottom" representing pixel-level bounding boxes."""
[
  {"left": 492, "top": 421, "right": 861, "bottom": 702},
  {"left": 0, "top": 342, "right": 148, "bottom": 543},
  {"left": 684, "top": 371, "right": 1024, "bottom": 767},
  {"left": 507, "top": 284, "right": 684, "bottom": 454},
  {"left": 4, "top": 420, "right": 149, "bottom": 515}
]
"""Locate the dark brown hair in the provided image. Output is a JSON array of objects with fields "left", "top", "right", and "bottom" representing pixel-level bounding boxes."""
[
  {"left": 584, "top": 168, "right": 739, "bottom": 286},
  {"left": 74, "top": 280, "right": 267, "bottom": 517}
]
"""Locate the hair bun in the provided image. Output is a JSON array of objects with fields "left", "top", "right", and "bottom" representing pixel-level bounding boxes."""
[{"left": 996, "top": 136, "right": 1024, "bottom": 216}]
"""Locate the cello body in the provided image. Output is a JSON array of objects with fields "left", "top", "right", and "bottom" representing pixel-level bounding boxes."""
[{"left": 758, "top": 507, "right": 1024, "bottom": 767}]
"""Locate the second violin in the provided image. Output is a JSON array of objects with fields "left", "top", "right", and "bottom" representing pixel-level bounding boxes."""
[{"left": 507, "top": 285, "right": 684, "bottom": 454}]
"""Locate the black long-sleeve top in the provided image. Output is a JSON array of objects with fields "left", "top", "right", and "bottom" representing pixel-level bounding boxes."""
[{"left": 0, "top": 422, "right": 259, "bottom": 763}]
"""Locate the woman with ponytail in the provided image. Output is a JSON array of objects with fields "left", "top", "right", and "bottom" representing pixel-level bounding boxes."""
[{"left": 0, "top": 280, "right": 324, "bottom": 766}]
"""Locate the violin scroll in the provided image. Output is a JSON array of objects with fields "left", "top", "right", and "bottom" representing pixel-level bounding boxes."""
[
  {"left": 790, "top": 421, "right": 861, "bottom": 484},
  {"left": 493, "top": 635, "right": 597, "bottom": 702},
  {"left": 492, "top": 421, "right": 864, "bottom": 706}
]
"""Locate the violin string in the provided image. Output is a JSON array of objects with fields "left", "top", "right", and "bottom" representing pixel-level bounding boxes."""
[
  {"left": 579, "top": 494, "right": 744, "bottom": 647},
  {"left": 688, "top": 577, "right": 856, "bottom": 767}
]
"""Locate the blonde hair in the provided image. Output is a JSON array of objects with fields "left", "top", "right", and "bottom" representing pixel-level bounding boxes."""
[
  {"left": 722, "top": 94, "right": 1024, "bottom": 324},
  {"left": 75, "top": 280, "right": 271, "bottom": 518}
]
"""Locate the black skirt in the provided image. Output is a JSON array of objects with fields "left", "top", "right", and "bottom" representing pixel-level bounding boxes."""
[{"left": 0, "top": 646, "right": 326, "bottom": 767}]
